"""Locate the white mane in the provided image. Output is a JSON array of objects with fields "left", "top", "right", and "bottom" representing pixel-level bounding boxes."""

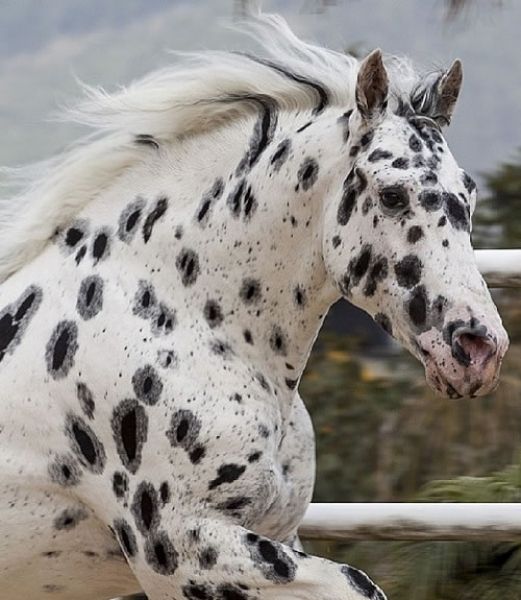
[{"left": 0, "top": 12, "right": 422, "bottom": 282}]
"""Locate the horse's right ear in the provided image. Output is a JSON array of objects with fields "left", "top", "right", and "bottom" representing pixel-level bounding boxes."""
[
  {"left": 435, "top": 59, "right": 463, "bottom": 126},
  {"left": 355, "top": 49, "right": 389, "bottom": 120}
]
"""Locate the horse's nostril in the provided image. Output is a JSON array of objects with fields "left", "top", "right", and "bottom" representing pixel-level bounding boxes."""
[
  {"left": 452, "top": 330, "right": 497, "bottom": 368},
  {"left": 420, "top": 347, "right": 430, "bottom": 359}
]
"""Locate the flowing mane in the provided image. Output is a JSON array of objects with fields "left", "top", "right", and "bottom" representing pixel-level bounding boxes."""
[{"left": 0, "top": 12, "right": 430, "bottom": 282}]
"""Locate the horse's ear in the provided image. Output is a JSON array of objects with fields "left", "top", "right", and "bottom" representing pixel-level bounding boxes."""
[
  {"left": 435, "top": 59, "right": 463, "bottom": 126},
  {"left": 355, "top": 49, "right": 389, "bottom": 120}
]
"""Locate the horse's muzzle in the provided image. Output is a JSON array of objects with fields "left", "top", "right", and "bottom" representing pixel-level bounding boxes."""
[{"left": 417, "top": 320, "right": 509, "bottom": 399}]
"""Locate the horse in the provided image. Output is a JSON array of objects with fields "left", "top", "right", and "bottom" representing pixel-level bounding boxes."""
[{"left": 0, "top": 12, "right": 509, "bottom": 600}]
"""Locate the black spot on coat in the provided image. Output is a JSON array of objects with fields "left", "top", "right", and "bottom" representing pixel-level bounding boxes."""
[
  {"left": 0, "top": 285, "right": 42, "bottom": 364},
  {"left": 132, "top": 365, "right": 163, "bottom": 406},
  {"left": 54, "top": 506, "right": 88, "bottom": 531},
  {"left": 92, "top": 229, "right": 110, "bottom": 264},
  {"left": 196, "top": 179, "right": 224, "bottom": 225},
  {"left": 368, "top": 149, "right": 392, "bottom": 162},
  {"left": 76, "top": 275, "right": 104, "bottom": 320},
  {"left": 208, "top": 464, "right": 246, "bottom": 490},
  {"left": 159, "top": 482, "right": 170, "bottom": 505},
  {"left": 65, "top": 413, "right": 106, "bottom": 474},
  {"left": 114, "top": 519, "right": 138, "bottom": 559},
  {"left": 176, "top": 248, "right": 200, "bottom": 286},
  {"left": 341, "top": 565, "right": 385, "bottom": 599},
  {"left": 409, "top": 134, "right": 422, "bottom": 152},
  {"left": 198, "top": 547, "right": 219, "bottom": 569},
  {"left": 270, "top": 139, "right": 291, "bottom": 171},
  {"left": 131, "top": 481, "right": 160, "bottom": 535},
  {"left": 216, "top": 496, "right": 252, "bottom": 514},
  {"left": 227, "top": 180, "right": 257, "bottom": 222},
  {"left": 419, "top": 190, "right": 442, "bottom": 212},
  {"left": 391, "top": 157, "right": 409, "bottom": 169},
  {"left": 60, "top": 220, "right": 89, "bottom": 254},
  {"left": 166, "top": 409, "right": 205, "bottom": 464},
  {"left": 157, "top": 348, "right": 178, "bottom": 370},
  {"left": 112, "top": 471, "right": 129, "bottom": 501},
  {"left": 349, "top": 245, "right": 372, "bottom": 285},
  {"left": 462, "top": 171, "right": 477, "bottom": 195},
  {"left": 152, "top": 302, "right": 176, "bottom": 336},
  {"left": 46, "top": 321, "right": 79, "bottom": 380},
  {"left": 183, "top": 583, "right": 212, "bottom": 600},
  {"left": 118, "top": 197, "right": 146, "bottom": 243},
  {"left": 75, "top": 245, "right": 87, "bottom": 265},
  {"left": 296, "top": 120, "right": 312, "bottom": 133},
  {"left": 210, "top": 339, "right": 234, "bottom": 358},
  {"left": 269, "top": 325, "right": 288, "bottom": 356},
  {"left": 394, "top": 255, "right": 423, "bottom": 289},
  {"left": 239, "top": 278, "right": 262, "bottom": 305},
  {"left": 408, "top": 285, "right": 428, "bottom": 328},
  {"left": 296, "top": 157, "right": 319, "bottom": 191},
  {"left": 48, "top": 453, "right": 82, "bottom": 487},
  {"left": 144, "top": 530, "right": 178, "bottom": 575},
  {"left": 293, "top": 285, "right": 307, "bottom": 308},
  {"left": 285, "top": 378, "right": 298, "bottom": 390},
  {"left": 443, "top": 192, "right": 470, "bottom": 231},
  {"left": 111, "top": 399, "right": 148, "bottom": 474},
  {"left": 143, "top": 197, "right": 168, "bottom": 243},
  {"left": 360, "top": 131, "right": 374, "bottom": 147},
  {"left": 364, "top": 257, "right": 388, "bottom": 297},
  {"left": 76, "top": 382, "right": 95, "bottom": 419},
  {"left": 337, "top": 168, "right": 366, "bottom": 226},
  {"left": 132, "top": 280, "right": 157, "bottom": 320},
  {"left": 245, "top": 534, "right": 296, "bottom": 583},
  {"left": 407, "top": 225, "right": 423, "bottom": 244},
  {"left": 204, "top": 299, "right": 224, "bottom": 328},
  {"left": 65, "top": 228, "right": 84, "bottom": 247}
]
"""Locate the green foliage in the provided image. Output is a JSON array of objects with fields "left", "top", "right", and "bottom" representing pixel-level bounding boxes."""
[
  {"left": 474, "top": 150, "right": 521, "bottom": 249},
  {"left": 419, "top": 461, "right": 521, "bottom": 502}
]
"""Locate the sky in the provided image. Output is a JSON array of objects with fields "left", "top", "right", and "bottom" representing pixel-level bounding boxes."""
[{"left": 0, "top": 0, "right": 519, "bottom": 188}]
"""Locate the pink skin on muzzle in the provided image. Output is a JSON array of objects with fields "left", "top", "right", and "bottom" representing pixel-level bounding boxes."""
[{"left": 416, "top": 311, "right": 509, "bottom": 398}]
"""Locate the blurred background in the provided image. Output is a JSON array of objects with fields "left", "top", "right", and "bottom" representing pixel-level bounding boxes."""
[{"left": 1, "top": 1, "right": 520, "bottom": 598}]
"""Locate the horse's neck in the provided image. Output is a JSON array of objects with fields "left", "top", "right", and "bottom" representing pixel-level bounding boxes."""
[{"left": 84, "top": 110, "right": 343, "bottom": 383}]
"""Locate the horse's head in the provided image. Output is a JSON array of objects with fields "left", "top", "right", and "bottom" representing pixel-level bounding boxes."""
[{"left": 324, "top": 50, "right": 509, "bottom": 398}]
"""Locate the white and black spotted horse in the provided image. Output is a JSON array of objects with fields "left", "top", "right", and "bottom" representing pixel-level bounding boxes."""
[{"left": 0, "top": 13, "right": 509, "bottom": 600}]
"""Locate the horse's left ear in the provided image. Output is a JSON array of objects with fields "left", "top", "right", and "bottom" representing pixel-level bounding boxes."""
[
  {"left": 355, "top": 49, "right": 389, "bottom": 120},
  {"left": 435, "top": 59, "right": 463, "bottom": 126}
]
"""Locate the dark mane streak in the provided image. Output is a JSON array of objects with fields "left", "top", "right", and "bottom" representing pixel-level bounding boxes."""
[{"left": 239, "top": 53, "right": 330, "bottom": 115}]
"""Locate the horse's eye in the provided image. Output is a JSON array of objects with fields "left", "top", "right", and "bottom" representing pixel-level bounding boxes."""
[{"left": 380, "top": 187, "right": 409, "bottom": 211}]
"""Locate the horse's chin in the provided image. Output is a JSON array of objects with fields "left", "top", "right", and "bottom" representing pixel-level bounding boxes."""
[{"left": 421, "top": 354, "right": 502, "bottom": 399}]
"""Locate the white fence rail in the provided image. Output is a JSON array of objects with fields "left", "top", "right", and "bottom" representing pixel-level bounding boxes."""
[
  {"left": 300, "top": 503, "right": 521, "bottom": 541},
  {"left": 476, "top": 249, "right": 521, "bottom": 287}
]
